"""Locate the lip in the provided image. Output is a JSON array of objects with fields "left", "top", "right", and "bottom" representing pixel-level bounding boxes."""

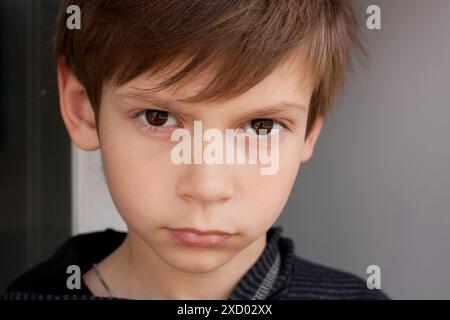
[{"left": 166, "top": 228, "right": 233, "bottom": 248}]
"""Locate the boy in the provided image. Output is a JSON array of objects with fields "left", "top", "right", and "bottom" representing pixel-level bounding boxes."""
[{"left": 3, "top": 0, "right": 388, "bottom": 300}]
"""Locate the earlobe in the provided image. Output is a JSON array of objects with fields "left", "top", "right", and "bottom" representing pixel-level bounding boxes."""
[
  {"left": 57, "top": 58, "right": 100, "bottom": 151},
  {"left": 300, "top": 116, "right": 324, "bottom": 163}
]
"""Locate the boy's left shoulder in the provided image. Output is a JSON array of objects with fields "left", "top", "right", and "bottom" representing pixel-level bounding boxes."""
[{"left": 286, "top": 254, "right": 390, "bottom": 300}]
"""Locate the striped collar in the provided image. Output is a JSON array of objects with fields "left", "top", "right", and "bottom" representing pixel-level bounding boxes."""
[{"left": 228, "top": 226, "right": 294, "bottom": 300}]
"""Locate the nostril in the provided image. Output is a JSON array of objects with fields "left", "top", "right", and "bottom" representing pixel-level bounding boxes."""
[
  {"left": 177, "top": 181, "right": 234, "bottom": 205},
  {"left": 175, "top": 164, "right": 234, "bottom": 206}
]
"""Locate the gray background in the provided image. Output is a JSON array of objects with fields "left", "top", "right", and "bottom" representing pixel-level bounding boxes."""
[{"left": 277, "top": 0, "right": 450, "bottom": 299}]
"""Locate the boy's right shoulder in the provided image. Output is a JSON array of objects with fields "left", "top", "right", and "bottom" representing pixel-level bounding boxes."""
[{"left": 3, "top": 229, "right": 126, "bottom": 297}]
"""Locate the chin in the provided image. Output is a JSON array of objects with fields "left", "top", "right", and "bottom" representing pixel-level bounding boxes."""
[{"left": 162, "top": 249, "right": 233, "bottom": 274}]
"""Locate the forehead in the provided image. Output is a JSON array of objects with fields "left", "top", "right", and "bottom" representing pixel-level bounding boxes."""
[{"left": 112, "top": 50, "right": 314, "bottom": 109}]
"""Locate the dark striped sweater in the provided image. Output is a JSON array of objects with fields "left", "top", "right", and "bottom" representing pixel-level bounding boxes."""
[{"left": 2, "top": 226, "right": 389, "bottom": 300}]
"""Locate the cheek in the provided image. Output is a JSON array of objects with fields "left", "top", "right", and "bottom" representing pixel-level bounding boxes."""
[
  {"left": 99, "top": 123, "right": 177, "bottom": 228},
  {"left": 237, "top": 137, "right": 304, "bottom": 234}
]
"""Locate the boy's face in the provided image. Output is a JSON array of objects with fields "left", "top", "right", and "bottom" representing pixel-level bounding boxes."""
[{"left": 59, "top": 52, "right": 323, "bottom": 273}]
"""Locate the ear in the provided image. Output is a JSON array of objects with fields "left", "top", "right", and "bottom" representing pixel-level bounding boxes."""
[
  {"left": 300, "top": 116, "right": 324, "bottom": 163},
  {"left": 57, "top": 58, "right": 100, "bottom": 151}
]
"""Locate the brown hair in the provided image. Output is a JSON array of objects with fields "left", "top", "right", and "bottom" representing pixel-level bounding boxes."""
[{"left": 54, "top": 0, "right": 365, "bottom": 139}]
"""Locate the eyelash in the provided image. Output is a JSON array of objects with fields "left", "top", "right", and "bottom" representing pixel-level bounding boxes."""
[
  {"left": 132, "top": 110, "right": 181, "bottom": 136},
  {"left": 132, "top": 109, "right": 290, "bottom": 137}
]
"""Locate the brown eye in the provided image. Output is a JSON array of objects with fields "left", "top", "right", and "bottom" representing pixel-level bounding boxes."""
[
  {"left": 145, "top": 110, "right": 169, "bottom": 126},
  {"left": 251, "top": 119, "right": 274, "bottom": 135}
]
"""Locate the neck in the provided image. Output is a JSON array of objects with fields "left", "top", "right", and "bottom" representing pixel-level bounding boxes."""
[{"left": 97, "top": 230, "right": 267, "bottom": 300}]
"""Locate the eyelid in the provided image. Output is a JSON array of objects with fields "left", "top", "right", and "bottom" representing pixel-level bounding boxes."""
[
  {"left": 132, "top": 109, "right": 181, "bottom": 136},
  {"left": 131, "top": 108, "right": 290, "bottom": 138},
  {"left": 241, "top": 119, "right": 288, "bottom": 136},
  {"left": 242, "top": 117, "right": 288, "bottom": 129},
  {"left": 136, "top": 110, "right": 178, "bottom": 126}
]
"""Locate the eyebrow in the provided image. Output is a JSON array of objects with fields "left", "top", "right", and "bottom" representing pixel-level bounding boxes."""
[
  {"left": 240, "top": 102, "right": 307, "bottom": 121},
  {"left": 117, "top": 90, "right": 307, "bottom": 119}
]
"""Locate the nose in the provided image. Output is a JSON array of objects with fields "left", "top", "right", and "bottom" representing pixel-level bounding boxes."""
[{"left": 176, "top": 163, "right": 234, "bottom": 206}]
